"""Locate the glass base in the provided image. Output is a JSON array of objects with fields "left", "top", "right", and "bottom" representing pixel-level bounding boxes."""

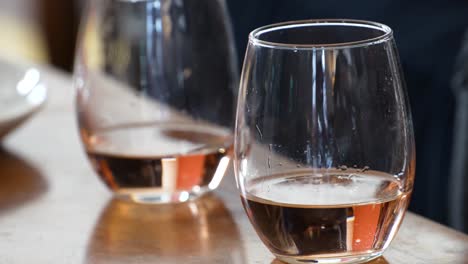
[
  {"left": 113, "top": 186, "right": 211, "bottom": 204},
  {"left": 275, "top": 251, "right": 383, "bottom": 264}
]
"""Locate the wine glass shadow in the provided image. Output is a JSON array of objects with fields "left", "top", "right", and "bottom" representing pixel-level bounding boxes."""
[
  {"left": 85, "top": 193, "right": 246, "bottom": 264},
  {"left": 0, "top": 147, "right": 48, "bottom": 215},
  {"left": 271, "top": 256, "right": 389, "bottom": 264}
]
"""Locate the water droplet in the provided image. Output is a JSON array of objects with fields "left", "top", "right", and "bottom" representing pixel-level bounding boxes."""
[
  {"left": 255, "top": 125, "right": 263, "bottom": 139},
  {"left": 339, "top": 165, "right": 348, "bottom": 171},
  {"left": 353, "top": 164, "right": 358, "bottom": 168}
]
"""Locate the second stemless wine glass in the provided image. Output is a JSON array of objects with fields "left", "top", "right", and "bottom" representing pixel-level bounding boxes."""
[
  {"left": 74, "top": 0, "right": 237, "bottom": 203},
  {"left": 235, "top": 20, "right": 415, "bottom": 263}
]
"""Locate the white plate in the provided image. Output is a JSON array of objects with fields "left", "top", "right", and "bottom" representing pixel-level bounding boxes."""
[{"left": 0, "top": 59, "right": 47, "bottom": 139}]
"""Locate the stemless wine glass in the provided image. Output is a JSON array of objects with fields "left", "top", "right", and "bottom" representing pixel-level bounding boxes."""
[
  {"left": 74, "top": 0, "right": 237, "bottom": 203},
  {"left": 234, "top": 20, "right": 415, "bottom": 264}
]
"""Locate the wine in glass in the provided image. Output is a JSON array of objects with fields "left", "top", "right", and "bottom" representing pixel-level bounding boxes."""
[
  {"left": 74, "top": 0, "right": 237, "bottom": 203},
  {"left": 234, "top": 20, "right": 415, "bottom": 263}
]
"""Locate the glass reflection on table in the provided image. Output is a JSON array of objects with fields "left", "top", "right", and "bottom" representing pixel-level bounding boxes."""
[{"left": 85, "top": 193, "right": 246, "bottom": 263}]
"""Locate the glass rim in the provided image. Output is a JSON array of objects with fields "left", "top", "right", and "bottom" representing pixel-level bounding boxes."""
[{"left": 249, "top": 19, "right": 393, "bottom": 50}]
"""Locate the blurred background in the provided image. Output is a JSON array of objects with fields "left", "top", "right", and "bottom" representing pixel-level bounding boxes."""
[{"left": 1, "top": 0, "right": 467, "bottom": 233}]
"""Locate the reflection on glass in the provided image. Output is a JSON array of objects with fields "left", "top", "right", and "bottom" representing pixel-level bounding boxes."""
[
  {"left": 0, "top": 63, "right": 47, "bottom": 139},
  {"left": 16, "top": 69, "right": 40, "bottom": 95},
  {"left": 85, "top": 194, "right": 246, "bottom": 263}
]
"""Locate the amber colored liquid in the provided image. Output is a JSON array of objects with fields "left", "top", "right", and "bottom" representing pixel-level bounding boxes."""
[
  {"left": 241, "top": 170, "right": 411, "bottom": 261},
  {"left": 81, "top": 123, "right": 232, "bottom": 197}
]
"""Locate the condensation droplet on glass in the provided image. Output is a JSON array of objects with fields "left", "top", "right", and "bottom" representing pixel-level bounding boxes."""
[
  {"left": 183, "top": 68, "right": 192, "bottom": 79},
  {"left": 255, "top": 124, "right": 263, "bottom": 139}
]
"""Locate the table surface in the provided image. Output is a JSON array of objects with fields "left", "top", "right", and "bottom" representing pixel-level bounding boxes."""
[{"left": 1, "top": 62, "right": 467, "bottom": 264}]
